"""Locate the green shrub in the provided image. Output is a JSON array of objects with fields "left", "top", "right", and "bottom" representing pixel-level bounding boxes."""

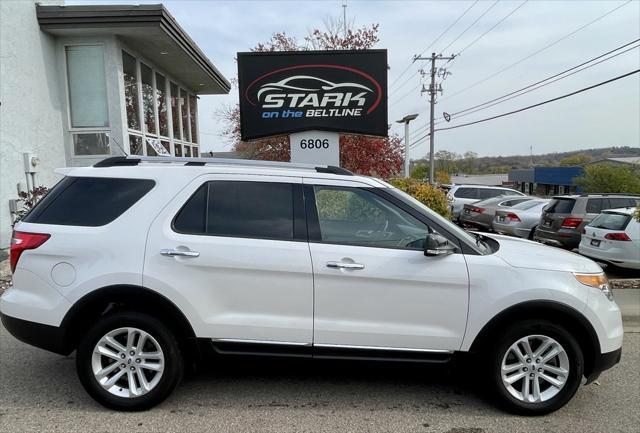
[{"left": 387, "top": 178, "right": 451, "bottom": 219}]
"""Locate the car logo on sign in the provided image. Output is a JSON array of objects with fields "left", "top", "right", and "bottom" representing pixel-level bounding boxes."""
[{"left": 244, "top": 65, "right": 383, "bottom": 117}]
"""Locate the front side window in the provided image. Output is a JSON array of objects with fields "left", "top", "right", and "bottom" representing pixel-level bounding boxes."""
[
  {"left": 174, "top": 181, "right": 295, "bottom": 241},
  {"left": 66, "top": 45, "right": 109, "bottom": 128},
  {"left": 313, "top": 186, "right": 429, "bottom": 249}
]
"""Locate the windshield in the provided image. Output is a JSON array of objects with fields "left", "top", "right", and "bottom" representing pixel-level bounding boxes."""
[
  {"left": 385, "top": 186, "right": 479, "bottom": 247},
  {"left": 588, "top": 212, "right": 631, "bottom": 230}
]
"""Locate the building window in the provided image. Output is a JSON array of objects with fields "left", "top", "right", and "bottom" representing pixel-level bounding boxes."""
[
  {"left": 140, "top": 62, "right": 156, "bottom": 134},
  {"left": 180, "top": 88, "right": 190, "bottom": 142},
  {"left": 170, "top": 82, "right": 180, "bottom": 140},
  {"left": 72, "top": 133, "right": 110, "bottom": 156},
  {"left": 122, "top": 51, "right": 140, "bottom": 130},
  {"left": 189, "top": 94, "right": 198, "bottom": 144},
  {"left": 121, "top": 51, "right": 199, "bottom": 157},
  {"left": 156, "top": 73, "right": 169, "bottom": 137},
  {"left": 65, "top": 45, "right": 109, "bottom": 128}
]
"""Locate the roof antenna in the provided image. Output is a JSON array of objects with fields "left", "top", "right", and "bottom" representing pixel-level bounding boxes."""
[{"left": 106, "top": 133, "right": 128, "bottom": 157}]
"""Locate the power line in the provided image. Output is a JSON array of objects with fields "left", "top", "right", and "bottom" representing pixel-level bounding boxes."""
[
  {"left": 457, "top": 0, "right": 529, "bottom": 56},
  {"left": 438, "top": 70, "right": 639, "bottom": 133},
  {"left": 409, "top": 69, "right": 639, "bottom": 148},
  {"left": 443, "top": 39, "right": 640, "bottom": 121},
  {"left": 388, "top": 0, "right": 479, "bottom": 91},
  {"left": 439, "top": 0, "right": 500, "bottom": 55},
  {"left": 441, "top": 0, "right": 633, "bottom": 102}
]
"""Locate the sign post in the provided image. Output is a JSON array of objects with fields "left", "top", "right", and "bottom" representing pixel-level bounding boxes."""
[{"left": 289, "top": 130, "right": 339, "bottom": 166}]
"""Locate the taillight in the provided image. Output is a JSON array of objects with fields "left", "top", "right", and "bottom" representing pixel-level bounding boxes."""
[
  {"left": 9, "top": 231, "right": 50, "bottom": 273},
  {"left": 561, "top": 217, "right": 583, "bottom": 229},
  {"left": 506, "top": 213, "right": 521, "bottom": 222},
  {"left": 604, "top": 232, "right": 631, "bottom": 241},
  {"left": 469, "top": 206, "right": 485, "bottom": 213}
]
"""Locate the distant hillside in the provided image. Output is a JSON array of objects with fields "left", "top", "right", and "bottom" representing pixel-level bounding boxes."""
[{"left": 412, "top": 146, "right": 640, "bottom": 174}]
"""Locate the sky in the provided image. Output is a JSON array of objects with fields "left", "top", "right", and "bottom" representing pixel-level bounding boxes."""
[{"left": 70, "top": 0, "right": 640, "bottom": 158}]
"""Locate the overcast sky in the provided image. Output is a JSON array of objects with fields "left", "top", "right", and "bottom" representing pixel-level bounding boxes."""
[{"left": 71, "top": 0, "right": 640, "bottom": 158}]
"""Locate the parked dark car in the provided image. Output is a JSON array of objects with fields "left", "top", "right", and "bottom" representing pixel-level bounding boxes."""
[{"left": 535, "top": 194, "right": 640, "bottom": 249}]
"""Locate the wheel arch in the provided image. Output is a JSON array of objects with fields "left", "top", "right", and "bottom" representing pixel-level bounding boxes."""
[
  {"left": 60, "top": 285, "right": 197, "bottom": 357},
  {"left": 468, "top": 300, "right": 601, "bottom": 380}
]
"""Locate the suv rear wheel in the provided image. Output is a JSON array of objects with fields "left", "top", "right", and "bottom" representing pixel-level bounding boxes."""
[
  {"left": 488, "top": 320, "right": 583, "bottom": 415},
  {"left": 76, "top": 312, "right": 183, "bottom": 411}
]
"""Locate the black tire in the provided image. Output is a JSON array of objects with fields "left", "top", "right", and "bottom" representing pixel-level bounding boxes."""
[
  {"left": 76, "top": 311, "right": 183, "bottom": 411},
  {"left": 528, "top": 226, "right": 537, "bottom": 240},
  {"left": 487, "top": 320, "right": 583, "bottom": 415}
]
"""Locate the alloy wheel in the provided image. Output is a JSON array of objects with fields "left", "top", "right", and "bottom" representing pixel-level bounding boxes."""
[
  {"left": 91, "top": 327, "right": 165, "bottom": 398},
  {"left": 500, "top": 334, "right": 570, "bottom": 403}
]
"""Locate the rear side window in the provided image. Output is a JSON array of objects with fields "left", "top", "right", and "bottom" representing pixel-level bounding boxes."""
[
  {"left": 609, "top": 198, "right": 638, "bottom": 208},
  {"left": 23, "top": 177, "right": 154, "bottom": 226},
  {"left": 454, "top": 187, "right": 477, "bottom": 199},
  {"left": 478, "top": 189, "right": 506, "bottom": 200},
  {"left": 586, "top": 198, "right": 610, "bottom": 213},
  {"left": 589, "top": 212, "right": 631, "bottom": 230},
  {"left": 545, "top": 198, "right": 576, "bottom": 214},
  {"left": 173, "top": 181, "right": 295, "bottom": 241}
]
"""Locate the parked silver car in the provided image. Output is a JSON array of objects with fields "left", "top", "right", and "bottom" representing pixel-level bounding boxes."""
[
  {"left": 459, "top": 195, "right": 533, "bottom": 231},
  {"left": 493, "top": 199, "right": 551, "bottom": 240}
]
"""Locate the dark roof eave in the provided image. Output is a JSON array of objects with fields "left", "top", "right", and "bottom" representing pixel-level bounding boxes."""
[{"left": 36, "top": 4, "right": 231, "bottom": 94}]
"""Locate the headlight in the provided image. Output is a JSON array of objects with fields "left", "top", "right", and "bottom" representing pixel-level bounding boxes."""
[{"left": 574, "top": 272, "right": 613, "bottom": 301}]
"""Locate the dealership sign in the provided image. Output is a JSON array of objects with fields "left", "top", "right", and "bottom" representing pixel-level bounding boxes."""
[{"left": 237, "top": 50, "right": 388, "bottom": 141}]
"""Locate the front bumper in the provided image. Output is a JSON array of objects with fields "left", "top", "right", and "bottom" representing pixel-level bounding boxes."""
[
  {"left": 1, "top": 312, "right": 71, "bottom": 355},
  {"left": 586, "top": 347, "right": 622, "bottom": 384}
]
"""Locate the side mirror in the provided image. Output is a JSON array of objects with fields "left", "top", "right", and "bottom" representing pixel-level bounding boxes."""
[{"left": 424, "top": 233, "right": 456, "bottom": 257}]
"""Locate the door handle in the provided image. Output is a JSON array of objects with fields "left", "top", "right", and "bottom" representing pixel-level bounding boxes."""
[
  {"left": 326, "top": 261, "right": 364, "bottom": 270},
  {"left": 160, "top": 248, "right": 200, "bottom": 258}
]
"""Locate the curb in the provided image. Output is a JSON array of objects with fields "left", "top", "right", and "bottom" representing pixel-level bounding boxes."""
[{"left": 613, "top": 288, "right": 640, "bottom": 319}]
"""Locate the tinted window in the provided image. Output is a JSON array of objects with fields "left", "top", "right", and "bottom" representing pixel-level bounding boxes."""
[
  {"left": 545, "top": 198, "right": 575, "bottom": 214},
  {"left": 454, "top": 187, "right": 477, "bottom": 199},
  {"left": 208, "top": 182, "right": 293, "bottom": 240},
  {"left": 24, "top": 177, "right": 154, "bottom": 226},
  {"left": 174, "top": 181, "right": 295, "bottom": 240},
  {"left": 586, "top": 198, "right": 609, "bottom": 214},
  {"left": 500, "top": 198, "right": 530, "bottom": 207},
  {"left": 589, "top": 212, "right": 631, "bottom": 230},
  {"left": 609, "top": 198, "right": 637, "bottom": 209},
  {"left": 479, "top": 188, "right": 510, "bottom": 200},
  {"left": 173, "top": 184, "right": 207, "bottom": 234},
  {"left": 313, "top": 186, "right": 429, "bottom": 249}
]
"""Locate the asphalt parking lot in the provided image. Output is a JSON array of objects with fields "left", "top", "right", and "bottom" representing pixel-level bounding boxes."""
[{"left": 1, "top": 326, "right": 638, "bottom": 433}]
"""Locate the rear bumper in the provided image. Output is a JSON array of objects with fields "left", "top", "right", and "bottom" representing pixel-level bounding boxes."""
[
  {"left": 535, "top": 227, "right": 581, "bottom": 249},
  {"left": 579, "top": 244, "right": 640, "bottom": 270},
  {"left": 1, "top": 312, "right": 71, "bottom": 355},
  {"left": 586, "top": 347, "right": 622, "bottom": 384}
]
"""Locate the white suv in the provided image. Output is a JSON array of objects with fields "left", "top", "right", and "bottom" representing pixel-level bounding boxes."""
[{"left": 1, "top": 156, "right": 622, "bottom": 414}]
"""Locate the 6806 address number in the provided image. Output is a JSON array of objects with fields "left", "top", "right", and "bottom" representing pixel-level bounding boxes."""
[{"left": 299, "top": 139, "right": 329, "bottom": 149}]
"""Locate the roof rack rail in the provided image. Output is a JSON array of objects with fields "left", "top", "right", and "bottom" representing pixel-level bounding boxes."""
[
  {"left": 93, "top": 156, "right": 354, "bottom": 176},
  {"left": 578, "top": 192, "right": 640, "bottom": 197}
]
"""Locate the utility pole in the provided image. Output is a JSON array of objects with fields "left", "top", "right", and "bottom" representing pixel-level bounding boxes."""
[
  {"left": 342, "top": 1, "right": 347, "bottom": 38},
  {"left": 414, "top": 53, "right": 455, "bottom": 184}
]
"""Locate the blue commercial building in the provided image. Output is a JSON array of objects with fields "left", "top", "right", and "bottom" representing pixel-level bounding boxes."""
[{"left": 509, "top": 166, "right": 584, "bottom": 196}]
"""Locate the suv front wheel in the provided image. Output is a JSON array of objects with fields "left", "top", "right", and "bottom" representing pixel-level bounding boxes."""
[
  {"left": 76, "top": 312, "right": 184, "bottom": 411},
  {"left": 488, "top": 320, "right": 584, "bottom": 415}
]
